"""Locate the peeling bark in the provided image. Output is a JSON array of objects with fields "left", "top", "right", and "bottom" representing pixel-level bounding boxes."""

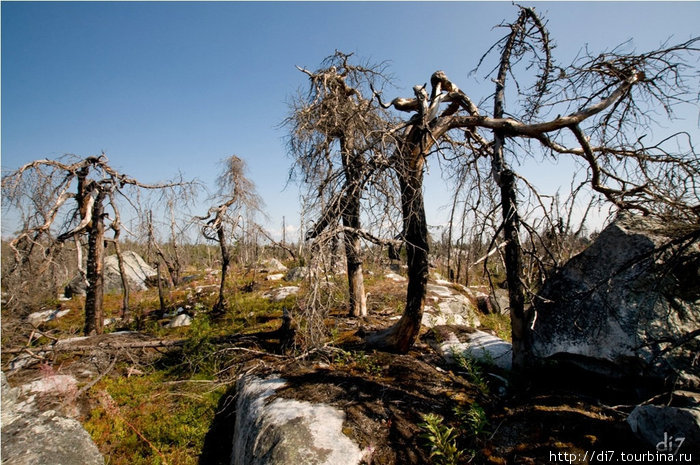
[
  {"left": 340, "top": 137, "right": 367, "bottom": 317},
  {"left": 84, "top": 190, "right": 105, "bottom": 336}
]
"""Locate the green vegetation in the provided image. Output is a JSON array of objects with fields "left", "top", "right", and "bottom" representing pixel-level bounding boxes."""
[
  {"left": 85, "top": 371, "right": 225, "bottom": 465},
  {"left": 452, "top": 350, "right": 489, "bottom": 395},
  {"left": 332, "top": 349, "right": 384, "bottom": 377},
  {"left": 479, "top": 313, "right": 511, "bottom": 341},
  {"left": 419, "top": 413, "right": 464, "bottom": 465},
  {"left": 454, "top": 402, "right": 489, "bottom": 438}
]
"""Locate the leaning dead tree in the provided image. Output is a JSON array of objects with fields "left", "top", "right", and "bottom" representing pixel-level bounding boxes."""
[
  {"left": 197, "top": 155, "right": 262, "bottom": 316},
  {"left": 366, "top": 70, "right": 492, "bottom": 351},
  {"left": 368, "top": 7, "right": 699, "bottom": 361},
  {"left": 2, "top": 154, "right": 191, "bottom": 335},
  {"left": 287, "top": 51, "right": 396, "bottom": 317}
]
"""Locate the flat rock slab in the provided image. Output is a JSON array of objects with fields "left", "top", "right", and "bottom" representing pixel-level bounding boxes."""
[
  {"left": 1, "top": 372, "right": 103, "bottom": 465},
  {"left": 431, "top": 329, "right": 512, "bottom": 371},
  {"left": 2, "top": 410, "right": 105, "bottom": 465},
  {"left": 422, "top": 283, "right": 480, "bottom": 329},
  {"left": 426, "top": 284, "right": 453, "bottom": 299},
  {"left": 262, "top": 286, "right": 299, "bottom": 302},
  {"left": 422, "top": 304, "right": 480, "bottom": 328},
  {"left": 384, "top": 273, "right": 406, "bottom": 282},
  {"left": 232, "top": 375, "right": 363, "bottom": 465}
]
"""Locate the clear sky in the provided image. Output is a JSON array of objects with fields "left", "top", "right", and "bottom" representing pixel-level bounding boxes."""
[{"left": 2, "top": 1, "right": 699, "bottom": 240}]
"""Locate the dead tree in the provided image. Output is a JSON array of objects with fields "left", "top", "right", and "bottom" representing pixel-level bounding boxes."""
[
  {"left": 197, "top": 155, "right": 261, "bottom": 316},
  {"left": 287, "top": 51, "right": 394, "bottom": 318},
  {"left": 367, "top": 73, "right": 492, "bottom": 352},
  {"left": 2, "top": 154, "right": 190, "bottom": 335},
  {"left": 458, "top": 7, "right": 699, "bottom": 369},
  {"left": 367, "top": 7, "right": 699, "bottom": 362}
]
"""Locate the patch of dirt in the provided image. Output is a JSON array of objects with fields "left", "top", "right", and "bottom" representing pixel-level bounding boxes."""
[{"left": 231, "top": 312, "right": 651, "bottom": 465}]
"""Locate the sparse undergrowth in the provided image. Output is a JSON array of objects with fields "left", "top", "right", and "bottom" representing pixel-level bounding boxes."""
[{"left": 2, "top": 263, "right": 650, "bottom": 465}]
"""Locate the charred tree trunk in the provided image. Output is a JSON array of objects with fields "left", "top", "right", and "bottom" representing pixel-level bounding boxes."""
[
  {"left": 113, "top": 239, "right": 130, "bottom": 320},
  {"left": 499, "top": 169, "right": 530, "bottom": 369},
  {"left": 84, "top": 190, "right": 106, "bottom": 335},
  {"left": 154, "top": 259, "right": 167, "bottom": 316},
  {"left": 392, "top": 165, "right": 429, "bottom": 352},
  {"left": 213, "top": 224, "right": 230, "bottom": 315},
  {"left": 367, "top": 128, "right": 429, "bottom": 352},
  {"left": 491, "top": 10, "right": 534, "bottom": 371},
  {"left": 493, "top": 146, "right": 531, "bottom": 370}
]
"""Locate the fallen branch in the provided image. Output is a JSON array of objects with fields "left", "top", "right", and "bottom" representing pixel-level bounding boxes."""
[
  {"left": 471, "top": 240, "right": 508, "bottom": 267},
  {"left": 3, "top": 338, "right": 187, "bottom": 355},
  {"left": 4, "top": 331, "right": 279, "bottom": 355},
  {"left": 76, "top": 353, "right": 119, "bottom": 398}
]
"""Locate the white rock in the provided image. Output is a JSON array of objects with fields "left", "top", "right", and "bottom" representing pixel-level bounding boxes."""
[
  {"left": 426, "top": 284, "right": 453, "bottom": 298},
  {"left": 284, "top": 267, "right": 314, "bottom": 281},
  {"left": 166, "top": 314, "right": 192, "bottom": 328},
  {"left": 232, "top": 375, "right": 363, "bottom": 465},
  {"left": 422, "top": 310, "right": 470, "bottom": 328},
  {"left": 384, "top": 272, "right": 406, "bottom": 282},
  {"left": 420, "top": 286, "right": 481, "bottom": 329},
  {"left": 20, "top": 375, "right": 78, "bottom": 397},
  {"left": 262, "top": 286, "right": 300, "bottom": 302},
  {"left": 1, "top": 371, "right": 103, "bottom": 465},
  {"left": 27, "top": 309, "right": 71, "bottom": 325},
  {"left": 266, "top": 273, "right": 285, "bottom": 281},
  {"left": 258, "top": 258, "right": 288, "bottom": 273},
  {"left": 432, "top": 330, "right": 512, "bottom": 371}
]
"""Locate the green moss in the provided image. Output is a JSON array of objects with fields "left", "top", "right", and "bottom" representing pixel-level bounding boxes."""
[
  {"left": 478, "top": 313, "right": 512, "bottom": 342},
  {"left": 85, "top": 370, "right": 225, "bottom": 465}
]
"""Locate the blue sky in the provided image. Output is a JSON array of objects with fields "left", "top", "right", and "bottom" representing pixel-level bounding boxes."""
[{"left": 2, "top": 1, "right": 699, "bottom": 240}]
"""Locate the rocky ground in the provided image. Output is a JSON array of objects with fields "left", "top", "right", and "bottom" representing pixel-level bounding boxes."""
[
  {"left": 2, "top": 216, "right": 699, "bottom": 465},
  {"left": 1, "top": 313, "right": 656, "bottom": 465}
]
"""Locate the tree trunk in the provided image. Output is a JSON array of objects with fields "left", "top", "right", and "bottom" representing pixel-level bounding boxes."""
[
  {"left": 169, "top": 203, "right": 182, "bottom": 286},
  {"left": 500, "top": 169, "right": 531, "bottom": 370},
  {"left": 84, "top": 191, "right": 105, "bottom": 335},
  {"left": 492, "top": 125, "right": 530, "bottom": 370},
  {"left": 492, "top": 123, "right": 530, "bottom": 370},
  {"left": 343, "top": 222, "right": 367, "bottom": 317},
  {"left": 113, "top": 239, "right": 130, "bottom": 320},
  {"left": 392, "top": 167, "right": 429, "bottom": 352},
  {"left": 156, "top": 260, "right": 166, "bottom": 316},
  {"left": 340, "top": 137, "right": 367, "bottom": 318},
  {"left": 491, "top": 12, "right": 533, "bottom": 371},
  {"left": 367, "top": 129, "right": 429, "bottom": 352},
  {"left": 213, "top": 225, "right": 230, "bottom": 315}
]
